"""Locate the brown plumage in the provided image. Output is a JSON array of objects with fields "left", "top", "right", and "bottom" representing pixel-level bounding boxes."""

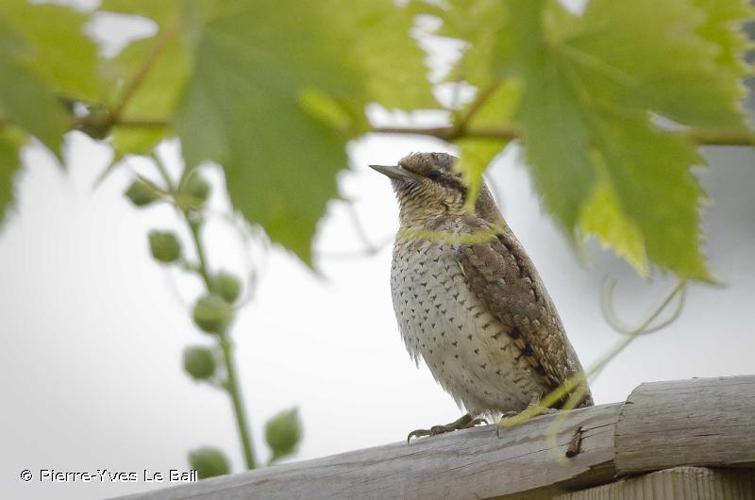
[{"left": 371, "top": 152, "right": 591, "bottom": 437}]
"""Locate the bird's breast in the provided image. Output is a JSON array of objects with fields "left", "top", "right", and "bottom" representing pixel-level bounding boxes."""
[{"left": 390, "top": 237, "right": 546, "bottom": 415}]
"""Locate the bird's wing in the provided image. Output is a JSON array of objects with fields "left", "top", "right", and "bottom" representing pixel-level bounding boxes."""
[{"left": 456, "top": 223, "right": 592, "bottom": 406}]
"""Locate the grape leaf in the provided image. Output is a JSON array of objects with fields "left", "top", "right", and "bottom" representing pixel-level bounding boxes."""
[
  {"left": 0, "top": 0, "right": 103, "bottom": 102},
  {"left": 456, "top": 81, "right": 521, "bottom": 209},
  {"left": 177, "top": 0, "right": 432, "bottom": 263},
  {"left": 457, "top": 137, "right": 505, "bottom": 212},
  {"left": 333, "top": 0, "right": 435, "bottom": 110},
  {"left": 563, "top": 0, "right": 748, "bottom": 129},
  {"left": 426, "top": 0, "right": 509, "bottom": 85},
  {"left": 688, "top": 0, "right": 753, "bottom": 99},
  {"left": 105, "top": 34, "right": 189, "bottom": 155},
  {"left": 509, "top": 0, "right": 752, "bottom": 279},
  {"left": 580, "top": 180, "right": 648, "bottom": 276},
  {"left": 99, "top": 0, "right": 190, "bottom": 155},
  {"left": 0, "top": 16, "right": 69, "bottom": 156},
  {"left": 502, "top": 7, "right": 597, "bottom": 235},
  {"left": 98, "top": 0, "right": 181, "bottom": 23},
  {"left": 591, "top": 114, "right": 708, "bottom": 277},
  {"left": 0, "top": 128, "right": 23, "bottom": 226},
  {"left": 435, "top": 0, "right": 753, "bottom": 279}
]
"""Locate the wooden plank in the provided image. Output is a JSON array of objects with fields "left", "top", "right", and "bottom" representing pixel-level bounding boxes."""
[
  {"left": 614, "top": 376, "right": 755, "bottom": 473},
  {"left": 119, "top": 375, "right": 755, "bottom": 500},
  {"left": 123, "top": 404, "right": 619, "bottom": 500},
  {"left": 556, "top": 466, "right": 755, "bottom": 500}
]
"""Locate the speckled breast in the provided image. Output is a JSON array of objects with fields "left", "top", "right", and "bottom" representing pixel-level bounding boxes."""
[{"left": 390, "top": 237, "right": 546, "bottom": 415}]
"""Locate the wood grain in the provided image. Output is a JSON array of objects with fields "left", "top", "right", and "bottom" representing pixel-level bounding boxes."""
[
  {"left": 123, "top": 405, "right": 618, "bottom": 500},
  {"left": 120, "top": 376, "right": 755, "bottom": 500},
  {"left": 556, "top": 466, "right": 755, "bottom": 500},
  {"left": 615, "top": 376, "right": 755, "bottom": 473}
]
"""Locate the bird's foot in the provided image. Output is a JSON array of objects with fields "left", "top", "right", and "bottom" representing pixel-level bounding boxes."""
[{"left": 407, "top": 413, "right": 487, "bottom": 443}]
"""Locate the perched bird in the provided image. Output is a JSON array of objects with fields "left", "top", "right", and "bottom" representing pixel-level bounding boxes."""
[{"left": 370, "top": 152, "right": 592, "bottom": 441}]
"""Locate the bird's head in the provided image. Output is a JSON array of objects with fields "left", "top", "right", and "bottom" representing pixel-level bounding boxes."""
[{"left": 370, "top": 152, "right": 501, "bottom": 226}]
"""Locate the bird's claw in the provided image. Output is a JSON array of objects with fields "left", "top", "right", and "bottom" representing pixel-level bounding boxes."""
[
  {"left": 406, "top": 425, "right": 446, "bottom": 443},
  {"left": 407, "top": 414, "right": 488, "bottom": 443},
  {"left": 406, "top": 428, "right": 431, "bottom": 443}
]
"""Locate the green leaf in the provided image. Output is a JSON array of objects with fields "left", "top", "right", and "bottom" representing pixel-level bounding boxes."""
[
  {"left": 177, "top": 0, "right": 432, "bottom": 263},
  {"left": 589, "top": 114, "right": 710, "bottom": 278},
  {"left": 455, "top": 81, "right": 521, "bottom": 209},
  {"left": 0, "top": 0, "right": 103, "bottom": 102},
  {"left": 563, "top": 0, "right": 749, "bottom": 129},
  {"left": 265, "top": 408, "right": 302, "bottom": 463},
  {"left": 98, "top": 0, "right": 181, "bottom": 23},
  {"left": 437, "top": 0, "right": 753, "bottom": 279},
  {"left": 105, "top": 34, "right": 188, "bottom": 154},
  {"left": 690, "top": 0, "right": 755, "bottom": 77},
  {"left": 0, "top": 17, "right": 69, "bottom": 156},
  {"left": 516, "top": 0, "right": 748, "bottom": 278},
  {"left": 100, "top": 0, "right": 191, "bottom": 155},
  {"left": 427, "top": 0, "right": 509, "bottom": 85},
  {"left": 502, "top": 1, "right": 596, "bottom": 233},
  {"left": 457, "top": 138, "right": 505, "bottom": 211},
  {"left": 579, "top": 181, "right": 648, "bottom": 276},
  {"left": 333, "top": 0, "right": 435, "bottom": 110},
  {"left": 298, "top": 88, "right": 355, "bottom": 133},
  {"left": 0, "top": 128, "right": 23, "bottom": 226},
  {"left": 177, "top": 1, "right": 353, "bottom": 263}
]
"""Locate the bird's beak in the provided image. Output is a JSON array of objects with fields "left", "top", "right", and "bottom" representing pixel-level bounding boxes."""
[{"left": 369, "top": 164, "right": 421, "bottom": 182}]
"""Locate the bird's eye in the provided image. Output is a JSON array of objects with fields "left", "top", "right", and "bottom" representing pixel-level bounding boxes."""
[{"left": 426, "top": 170, "right": 442, "bottom": 180}]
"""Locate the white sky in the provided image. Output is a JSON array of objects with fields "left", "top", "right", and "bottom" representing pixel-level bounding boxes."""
[
  {"left": 2, "top": 130, "right": 754, "bottom": 499},
  {"left": 1, "top": 4, "right": 754, "bottom": 499}
]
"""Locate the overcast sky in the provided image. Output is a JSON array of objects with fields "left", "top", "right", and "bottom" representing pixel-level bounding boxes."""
[{"left": 1, "top": 3, "right": 754, "bottom": 499}]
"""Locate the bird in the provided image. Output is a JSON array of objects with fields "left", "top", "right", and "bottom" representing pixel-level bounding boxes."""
[{"left": 370, "top": 152, "right": 592, "bottom": 441}]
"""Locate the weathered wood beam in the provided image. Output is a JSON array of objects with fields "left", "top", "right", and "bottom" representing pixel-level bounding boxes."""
[
  {"left": 616, "top": 376, "right": 755, "bottom": 473},
  {"left": 556, "top": 467, "right": 755, "bottom": 500},
  {"left": 121, "top": 375, "right": 755, "bottom": 500}
]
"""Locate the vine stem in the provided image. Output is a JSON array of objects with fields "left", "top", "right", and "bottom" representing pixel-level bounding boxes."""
[
  {"left": 184, "top": 205, "right": 258, "bottom": 471},
  {"left": 186, "top": 217, "right": 212, "bottom": 289},
  {"left": 218, "top": 332, "right": 257, "bottom": 470},
  {"left": 68, "top": 115, "right": 755, "bottom": 148},
  {"left": 499, "top": 279, "right": 688, "bottom": 429},
  {"left": 453, "top": 79, "right": 502, "bottom": 132},
  {"left": 109, "top": 26, "right": 178, "bottom": 121},
  {"left": 151, "top": 152, "right": 257, "bottom": 470},
  {"left": 369, "top": 124, "right": 755, "bottom": 146},
  {"left": 540, "top": 280, "right": 688, "bottom": 462},
  {"left": 589, "top": 279, "right": 688, "bottom": 377}
]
